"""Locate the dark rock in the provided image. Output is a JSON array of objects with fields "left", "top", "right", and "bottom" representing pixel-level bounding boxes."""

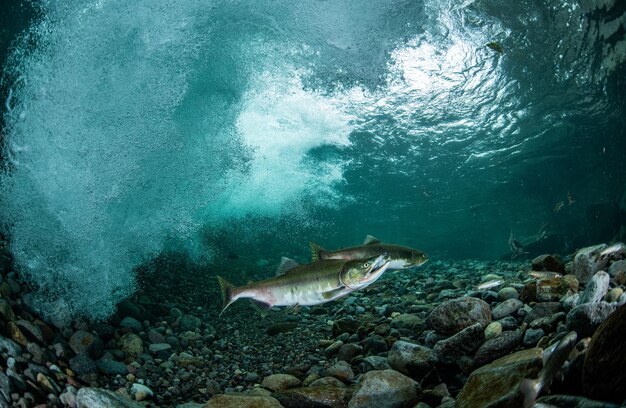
[
  {"left": 491, "top": 299, "right": 523, "bottom": 320},
  {"left": 70, "top": 353, "right": 98, "bottom": 375},
  {"left": 387, "top": 340, "right": 437, "bottom": 381},
  {"left": 0, "top": 299, "right": 15, "bottom": 322},
  {"left": 273, "top": 386, "right": 352, "bottom": 408},
  {"left": 205, "top": 395, "right": 282, "bottom": 408},
  {"left": 96, "top": 358, "right": 129, "bottom": 376},
  {"left": 532, "top": 254, "right": 565, "bottom": 273},
  {"left": 266, "top": 322, "right": 298, "bottom": 336},
  {"left": 497, "top": 316, "right": 519, "bottom": 331},
  {"left": 519, "top": 281, "right": 537, "bottom": 303},
  {"left": 523, "top": 328, "right": 545, "bottom": 347},
  {"left": 119, "top": 317, "right": 143, "bottom": 332},
  {"left": 361, "top": 335, "right": 388, "bottom": 355},
  {"left": 117, "top": 300, "right": 148, "bottom": 322},
  {"left": 119, "top": 333, "right": 143, "bottom": 357},
  {"left": 536, "top": 395, "right": 620, "bottom": 408},
  {"left": 523, "top": 302, "right": 562, "bottom": 324},
  {"left": 433, "top": 323, "right": 485, "bottom": 365},
  {"left": 608, "top": 260, "right": 626, "bottom": 278},
  {"left": 69, "top": 330, "right": 104, "bottom": 359},
  {"left": 566, "top": 302, "right": 618, "bottom": 338},
  {"left": 92, "top": 322, "right": 115, "bottom": 341},
  {"left": 456, "top": 348, "right": 543, "bottom": 408},
  {"left": 359, "top": 356, "right": 390, "bottom": 373},
  {"left": 349, "top": 369, "right": 420, "bottom": 408},
  {"left": 325, "top": 361, "right": 354, "bottom": 383},
  {"left": 177, "top": 314, "right": 201, "bottom": 332},
  {"left": 15, "top": 320, "right": 45, "bottom": 344},
  {"left": 0, "top": 335, "right": 22, "bottom": 357},
  {"left": 332, "top": 319, "right": 360, "bottom": 338},
  {"left": 582, "top": 303, "right": 626, "bottom": 403},
  {"left": 427, "top": 297, "right": 492, "bottom": 335},
  {"left": 0, "top": 372, "right": 11, "bottom": 405},
  {"left": 309, "top": 377, "right": 346, "bottom": 388},
  {"left": 473, "top": 330, "right": 522, "bottom": 366},
  {"left": 578, "top": 271, "right": 610, "bottom": 305},
  {"left": 391, "top": 314, "right": 424, "bottom": 330},
  {"left": 337, "top": 343, "right": 363, "bottom": 363},
  {"left": 146, "top": 329, "right": 166, "bottom": 344},
  {"left": 261, "top": 374, "right": 302, "bottom": 391}
]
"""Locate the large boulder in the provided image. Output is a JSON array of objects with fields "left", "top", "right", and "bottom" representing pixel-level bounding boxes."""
[
  {"left": 387, "top": 340, "right": 437, "bottom": 381},
  {"left": 456, "top": 348, "right": 543, "bottom": 408},
  {"left": 573, "top": 244, "right": 608, "bottom": 284}
]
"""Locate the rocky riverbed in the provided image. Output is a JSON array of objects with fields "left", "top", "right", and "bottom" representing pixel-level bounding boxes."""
[{"left": 1, "top": 242, "right": 626, "bottom": 408}]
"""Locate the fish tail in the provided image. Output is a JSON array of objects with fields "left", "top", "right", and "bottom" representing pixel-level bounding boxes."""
[
  {"left": 216, "top": 276, "right": 237, "bottom": 316},
  {"left": 309, "top": 242, "right": 327, "bottom": 262},
  {"left": 519, "top": 378, "right": 540, "bottom": 408}
]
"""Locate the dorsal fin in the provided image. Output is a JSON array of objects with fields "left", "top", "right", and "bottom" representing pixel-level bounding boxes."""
[
  {"left": 276, "top": 257, "right": 300, "bottom": 275},
  {"left": 363, "top": 235, "right": 381, "bottom": 245},
  {"left": 309, "top": 242, "right": 327, "bottom": 262}
]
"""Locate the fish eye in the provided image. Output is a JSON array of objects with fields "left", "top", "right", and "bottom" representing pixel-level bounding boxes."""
[{"left": 363, "top": 262, "right": 370, "bottom": 267}]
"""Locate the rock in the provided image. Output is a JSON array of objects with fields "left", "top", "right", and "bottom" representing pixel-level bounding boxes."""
[
  {"left": 0, "top": 335, "right": 22, "bottom": 357},
  {"left": 497, "top": 287, "right": 518, "bottom": 301},
  {"left": 70, "top": 353, "right": 98, "bottom": 376},
  {"left": 519, "top": 281, "right": 537, "bottom": 303},
  {"left": 332, "top": 319, "right": 360, "bottom": 338},
  {"left": 605, "top": 287, "right": 624, "bottom": 303},
  {"left": 177, "top": 314, "right": 201, "bottom": 332},
  {"left": 387, "top": 340, "right": 437, "bottom": 381},
  {"left": 324, "top": 340, "right": 344, "bottom": 357},
  {"left": 427, "top": 297, "right": 492, "bottom": 335},
  {"left": 491, "top": 299, "right": 523, "bottom": 320},
  {"left": 391, "top": 314, "right": 424, "bottom": 330},
  {"left": 359, "top": 356, "right": 390, "bottom": 373},
  {"left": 578, "top": 271, "right": 610, "bottom": 305},
  {"left": 148, "top": 343, "right": 172, "bottom": 353},
  {"left": 361, "top": 335, "right": 388, "bottom": 354},
  {"left": 523, "top": 302, "right": 562, "bottom": 324},
  {"left": 582, "top": 303, "right": 626, "bottom": 403},
  {"left": 96, "top": 358, "right": 129, "bottom": 376},
  {"left": 434, "top": 323, "right": 485, "bottom": 365},
  {"left": 261, "top": 374, "right": 302, "bottom": 391},
  {"left": 484, "top": 322, "right": 502, "bottom": 340},
  {"left": 273, "top": 386, "right": 352, "bottom": 408},
  {"left": 566, "top": 301, "right": 618, "bottom": 337},
  {"left": 325, "top": 361, "right": 354, "bottom": 383},
  {"left": 456, "top": 348, "right": 543, "bottom": 408},
  {"left": 573, "top": 244, "right": 608, "bottom": 284},
  {"left": 119, "top": 317, "right": 143, "bottom": 332},
  {"left": 536, "top": 275, "right": 579, "bottom": 302},
  {"left": 119, "top": 333, "right": 143, "bottom": 357},
  {"left": 608, "top": 260, "right": 626, "bottom": 278},
  {"left": 348, "top": 369, "right": 420, "bottom": 408},
  {"left": 76, "top": 387, "right": 144, "bottom": 408},
  {"left": 523, "top": 328, "right": 545, "bottom": 347},
  {"left": 536, "top": 395, "right": 620, "bottom": 408},
  {"left": 309, "top": 377, "right": 346, "bottom": 388},
  {"left": 204, "top": 394, "right": 283, "bottom": 408},
  {"left": 0, "top": 372, "right": 11, "bottom": 405},
  {"left": 117, "top": 300, "right": 148, "bottom": 322},
  {"left": 266, "top": 322, "right": 297, "bottom": 336},
  {"left": 337, "top": 343, "right": 363, "bottom": 362},
  {"left": 7, "top": 321, "right": 28, "bottom": 346},
  {"left": 130, "top": 383, "right": 153, "bottom": 401},
  {"left": 69, "top": 330, "right": 104, "bottom": 359},
  {"left": 532, "top": 254, "right": 565, "bottom": 273},
  {"left": 473, "top": 330, "right": 522, "bottom": 366},
  {"left": 0, "top": 299, "right": 15, "bottom": 322}
]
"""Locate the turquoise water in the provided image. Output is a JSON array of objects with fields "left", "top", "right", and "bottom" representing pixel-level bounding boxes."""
[{"left": 1, "top": 0, "right": 625, "bottom": 320}]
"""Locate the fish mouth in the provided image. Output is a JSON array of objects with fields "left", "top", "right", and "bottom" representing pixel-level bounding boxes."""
[{"left": 363, "top": 254, "right": 391, "bottom": 280}]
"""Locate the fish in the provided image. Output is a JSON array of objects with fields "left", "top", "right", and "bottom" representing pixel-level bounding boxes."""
[
  {"left": 529, "top": 271, "right": 562, "bottom": 279},
  {"left": 217, "top": 254, "right": 391, "bottom": 315},
  {"left": 520, "top": 331, "right": 578, "bottom": 408},
  {"left": 309, "top": 235, "right": 428, "bottom": 271},
  {"left": 476, "top": 279, "right": 505, "bottom": 290},
  {"left": 486, "top": 41, "right": 504, "bottom": 53}
]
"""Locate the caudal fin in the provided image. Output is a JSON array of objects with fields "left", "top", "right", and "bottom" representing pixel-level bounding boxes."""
[
  {"left": 519, "top": 378, "right": 540, "bottom": 408},
  {"left": 216, "top": 276, "right": 237, "bottom": 316},
  {"left": 309, "top": 242, "right": 327, "bottom": 262}
]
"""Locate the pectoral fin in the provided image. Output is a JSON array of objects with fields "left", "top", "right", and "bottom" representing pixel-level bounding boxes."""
[{"left": 322, "top": 287, "right": 349, "bottom": 300}]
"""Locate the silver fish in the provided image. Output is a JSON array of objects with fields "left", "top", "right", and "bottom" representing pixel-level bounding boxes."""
[
  {"left": 217, "top": 254, "right": 390, "bottom": 315},
  {"left": 310, "top": 235, "right": 428, "bottom": 270},
  {"left": 476, "top": 279, "right": 505, "bottom": 290},
  {"left": 520, "top": 331, "right": 578, "bottom": 408}
]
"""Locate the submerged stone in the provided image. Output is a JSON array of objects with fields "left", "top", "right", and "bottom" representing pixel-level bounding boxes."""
[
  {"left": 348, "top": 369, "right": 420, "bottom": 408},
  {"left": 273, "top": 386, "right": 352, "bottom": 408},
  {"left": 427, "top": 297, "right": 491, "bottom": 335}
]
